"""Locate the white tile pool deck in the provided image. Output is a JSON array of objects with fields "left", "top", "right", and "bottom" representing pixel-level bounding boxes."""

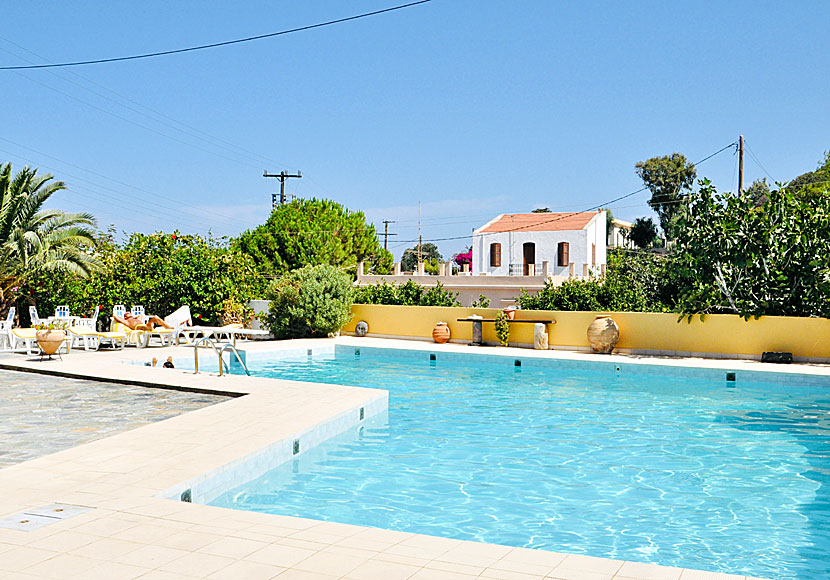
[{"left": 0, "top": 336, "right": 811, "bottom": 579}]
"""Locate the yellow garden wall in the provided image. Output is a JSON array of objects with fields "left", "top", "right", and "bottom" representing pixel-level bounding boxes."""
[{"left": 343, "top": 304, "right": 830, "bottom": 361}]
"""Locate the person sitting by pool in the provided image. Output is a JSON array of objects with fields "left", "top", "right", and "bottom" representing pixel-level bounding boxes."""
[{"left": 113, "top": 311, "right": 173, "bottom": 331}]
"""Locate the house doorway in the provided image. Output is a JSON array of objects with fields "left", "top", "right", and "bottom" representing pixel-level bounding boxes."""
[{"left": 522, "top": 242, "right": 535, "bottom": 275}]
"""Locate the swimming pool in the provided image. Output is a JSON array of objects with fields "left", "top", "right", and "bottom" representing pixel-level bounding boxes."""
[{"left": 207, "top": 346, "right": 830, "bottom": 580}]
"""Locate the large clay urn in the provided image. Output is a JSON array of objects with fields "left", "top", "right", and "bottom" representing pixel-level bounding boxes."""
[
  {"left": 36, "top": 330, "right": 66, "bottom": 356},
  {"left": 432, "top": 322, "right": 450, "bottom": 344},
  {"left": 587, "top": 315, "right": 619, "bottom": 354}
]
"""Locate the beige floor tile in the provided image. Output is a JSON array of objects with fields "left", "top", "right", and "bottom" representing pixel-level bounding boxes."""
[
  {"left": 0, "top": 546, "right": 59, "bottom": 572},
  {"left": 421, "top": 560, "right": 484, "bottom": 576},
  {"left": 487, "top": 558, "right": 553, "bottom": 576},
  {"left": 545, "top": 568, "right": 614, "bottom": 580},
  {"left": 70, "top": 537, "right": 144, "bottom": 560},
  {"left": 22, "top": 553, "right": 100, "bottom": 579},
  {"left": 71, "top": 561, "right": 150, "bottom": 580},
  {"left": 135, "top": 571, "right": 201, "bottom": 580},
  {"left": 409, "top": 568, "right": 478, "bottom": 580},
  {"left": 482, "top": 569, "right": 546, "bottom": 580},
  {"left": 345, "top": 559, "right": 421, "bottom": 580},
  {"left": 119, "top": 544, "right": 191, "bottom": 569},
  {"left": 500, "top": 549, "right": 567, "bottom": 569},
  {"left": 294, "top": 551, "right": 368, "bottom": 576},
  {"left": 615, "top": 560, "right": 683, "bottom": 580},
  {"left": 557, "top": 554, "right": 624, "bottom": 574},
  {"left": 199, "top": 536, "right": 269, "bottom": 559},
  {"left": 247, "top": 543, "right": 317, "bottom": 568},
  {"left": 207, "top": 560, "right": 286, "bottom": 580},
  {"left": 372, "top": 552, "right": 431, "bottom": 567},
  {"left": 27, "top": 531, "right": 98, "bottom": 552},
  {"left": 158, "top": 530, "right": 225, "bottom": 551},
  {"left": 274, "top": 570, "right": 341, "bottom": 580},
  {"left": 159, "top": 551, "right": 236, "bottom": 577}
]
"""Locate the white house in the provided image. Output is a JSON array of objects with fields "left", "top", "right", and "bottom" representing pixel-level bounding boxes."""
[
  {"left": 608, "top": 218, "right": 633, "bottom": 249},
  {"left": 473, "top": 211, "right": 607, "bottom": 277}
]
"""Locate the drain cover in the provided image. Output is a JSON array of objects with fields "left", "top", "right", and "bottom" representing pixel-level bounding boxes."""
[{"left": 0, "top": 504, "right": 94, "bottom": 531}]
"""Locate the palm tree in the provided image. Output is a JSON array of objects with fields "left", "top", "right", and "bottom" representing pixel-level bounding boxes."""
[{"left": 0, "top": 163, "right": 99, "bottom": 307}]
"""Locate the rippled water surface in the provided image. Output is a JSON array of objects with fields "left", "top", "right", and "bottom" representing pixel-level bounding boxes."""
[{"left": 210, "top": 349, "right": 830, "bottom": 579}]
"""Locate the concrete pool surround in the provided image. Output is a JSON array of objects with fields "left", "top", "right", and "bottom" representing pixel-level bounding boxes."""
[{"left": 0, "top": 337, "right": 797, "bottom": 578}]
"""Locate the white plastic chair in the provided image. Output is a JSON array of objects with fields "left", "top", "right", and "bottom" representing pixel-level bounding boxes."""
[
  {"left": 29, "top": 306, "right": 41, "bottom": 327},
  {"left": 0, "top": 307, "right": 16, "bottom": 349},
  {"left": 131, "top": 305, "right": 147, "bottom": 323},
  {"left": 76, "top": 305, "right": 100, "bottom": 329},
  {"left": 54, "top": 305, "right": 71, "bottom": 319}
]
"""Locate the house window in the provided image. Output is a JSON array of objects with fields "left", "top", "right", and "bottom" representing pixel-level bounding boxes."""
[
  {"left": 592, "top": 243, "right": 596, "bottom": 266},
  {"left": 489, "top": 242, "right": 501, "bottom": 267},
  {"left": 557, "top": 242, "right": 569, "bottom": 267}
]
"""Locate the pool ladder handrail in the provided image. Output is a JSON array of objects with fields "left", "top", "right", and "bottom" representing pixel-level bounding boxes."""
[{"left": 192, "top": 336, "right": 250, "bottom": 376}]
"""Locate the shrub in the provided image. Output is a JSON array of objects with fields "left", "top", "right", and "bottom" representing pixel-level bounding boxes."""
[
  {"left": 354, "top": 280, "right": 460, "bottom": 307},
  {"left": 265, "top": 264, "right": 354, "bottom": 338},
  {"left": 22, "top": 232, "right": 264, "bottom": 328},
  {"left": 495, "top": 311, "right": 509, "bottom": 346}
]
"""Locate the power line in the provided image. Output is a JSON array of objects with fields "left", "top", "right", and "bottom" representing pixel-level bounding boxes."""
[
  {"left": 744, "top": 139, "right": 777, "bottom": 183},
  {"left": 0, "top": 137, "right": 255, "bottom": 230},
  {"left": 0, "top": 1, "right": 432, "bottom": 71}
]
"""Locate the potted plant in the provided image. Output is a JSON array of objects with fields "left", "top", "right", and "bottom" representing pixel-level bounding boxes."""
[
  {"left": 502, "top": 305, "right": 517, "bottom": 320},
  {"left": 35, "top": 320, "right": 69, "bottom": 357},
  {"left": 495, "top": 311, "right": 510, "bottom": 347}
]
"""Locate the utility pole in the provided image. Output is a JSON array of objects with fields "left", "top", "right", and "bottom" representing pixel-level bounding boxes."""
[
  {"left": 738, "top": 135, "right": 744, "bottom": 193},
  {"left": 263, "top": 170, "right": 302, "bottom": 210},
  {"left": 381, "top": 220, "right": 397, "bottom": 251},
  {"left": 417, "top": 202, "right": 422, "bottom": 268}
]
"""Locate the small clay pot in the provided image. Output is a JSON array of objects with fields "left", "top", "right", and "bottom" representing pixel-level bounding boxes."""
[
  {"left": 503, "top": 307, "right": 516, "bottom": 320},
  {"left": 432, "top": 322, "right": 450, "bottom": 344},
  {"left": 587, "top": 315, "right": 619, "bottom": 354}
]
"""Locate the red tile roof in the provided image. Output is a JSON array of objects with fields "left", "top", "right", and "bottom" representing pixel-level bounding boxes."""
[{"left": 477, "top": 212, "right": 598, "bottom": 233}]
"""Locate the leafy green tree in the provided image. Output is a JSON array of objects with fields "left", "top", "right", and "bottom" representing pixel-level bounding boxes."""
[
  {"left": 786, "top": 151, "right": 830, "bottom": 198},
  {"left": 635, "top": 153, "right": 696, "bottom": 239},
  {"left": 672, "top": 180, "right": 830, "bottom": 319},
  {"left": 400, "top": 242, "right": 442, "bottom": 272},
  {"left": 628, "top": 217, "right": 658, "bottom": 249},
  {"left": 531, "top": 207, "right": 552, "bottom": 213},
  {"left": 234, "top": 198, "right": 392, "bottom": 276},
  {"left": 745, "top": 178, "right": 771, "bottom": 206},
  {"left": 516, "top": 250, "right": 673, "bottom": 313},
  {"left": 265, "top": 264, "right": 353, "bottom": 338},
  {"left": 26, "top": 232, "right": 263, "bottom": 327},
  {"left": 0, "top": 163, "right": 99, "bottom": 311}
]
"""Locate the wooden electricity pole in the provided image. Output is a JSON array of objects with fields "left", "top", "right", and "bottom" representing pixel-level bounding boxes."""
[
  {"left": 738, "top": 135, "right": 744, "bottom": 193},
  {"left": 381, "top": 220, "right": 397, "bottom": 251},
  {"left": 263, "top": 170, "right": 302, "bottom": 209}
]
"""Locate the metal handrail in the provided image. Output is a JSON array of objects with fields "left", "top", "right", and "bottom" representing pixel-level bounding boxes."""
[
  {"left": 219, "top": 343, "right": 250, "bottom": 376},
  {"left": 192, "top": 336, "right": 250, "bottom": 376}
]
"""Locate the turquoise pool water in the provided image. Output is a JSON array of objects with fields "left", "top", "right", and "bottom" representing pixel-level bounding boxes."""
[{"left": 209, "top": 347, "right": 830, "bottom": 579}]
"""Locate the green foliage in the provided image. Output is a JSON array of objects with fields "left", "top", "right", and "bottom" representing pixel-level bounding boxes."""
[
  {"left": 786, "top": 151, "right": 830, "bottom": 198},
  {"left": 495, "top": 311, "right": 509, "bottom": 346},
  {"left": 264, "top": 264, "right": 353, "bottom": 339},
  {"left": 400, "top": 242, "right": 442, "bottom": 272},
  {"left": 531, "top": 207, "right": 552, "bottom": 213},
  {"left": 745, "top": 178, "right": 771, "bottom": 206},
  {"left": 354, "top": 280, "right": 460, "bottom": 307},
  {"left": 234, "top": 198, "right": 392, "bottom": 276},
  {"left": 0, "top": 162, "right": 99, "bottom": 311},
  {"left": 471, "top": 294, "right": 490, "bottom": 308},
  {"left": 24, "top": 232, "right": 263, "bottom": 328},
  {"left": 516, "top": 250, "right": 673, "bottom": 313},
  {"left": 635, "top": 153, "right": 696, "bottom": 239},
  {"left": 672, "top": 180, "right": 830, "bottom": 319},
  {"left": 628, "top": 217, "right": 658, "bottom": 249}
]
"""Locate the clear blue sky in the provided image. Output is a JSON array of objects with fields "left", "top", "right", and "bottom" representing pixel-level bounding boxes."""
[{"left": 2, "top": 1, "right": 829, "bottom": 260}]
